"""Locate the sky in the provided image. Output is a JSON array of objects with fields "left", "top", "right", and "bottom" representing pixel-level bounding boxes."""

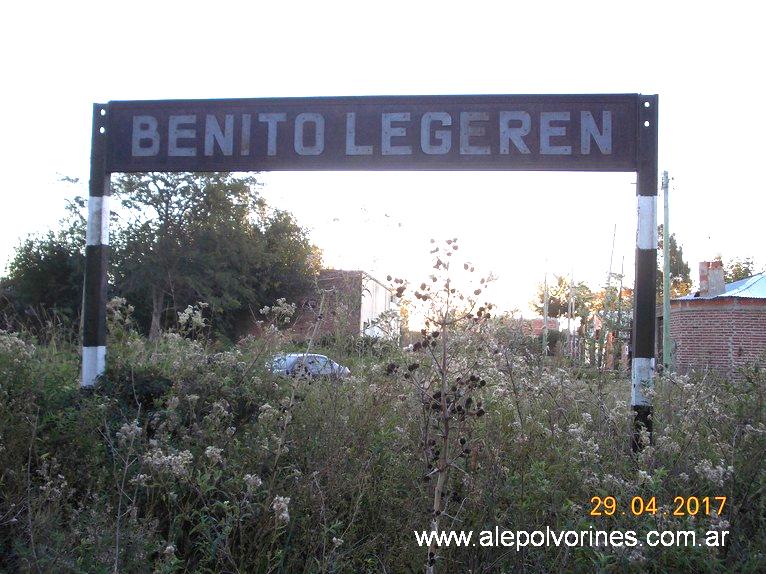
[{"left": 1, "top": 0, "right": 764, "bottom": 316}]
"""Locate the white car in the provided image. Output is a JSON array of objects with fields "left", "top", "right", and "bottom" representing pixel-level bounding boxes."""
[{"left": 267, "top": 353, "right": 350, "bottom": 380}]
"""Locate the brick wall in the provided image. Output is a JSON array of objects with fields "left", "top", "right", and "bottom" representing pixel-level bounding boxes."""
[
  {"left": 290, "top": 270, "right": 363, "bottom": 340},
  {"left": 520, "top": 318, "right": 560, "bottom": 337},
  {"left": 668, "top": 298, "right": 766, "bottom": 377}
]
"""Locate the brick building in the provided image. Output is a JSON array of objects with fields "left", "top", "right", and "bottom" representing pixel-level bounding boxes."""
[
  {"left": 658, "top": 261, "right": 766, "bottom": 378},
  {"left": 291, "top": 270, "right": 400, "bottom": 340},
  {"left": 520, "top": 317, "right": 560, "bottom": 337}
]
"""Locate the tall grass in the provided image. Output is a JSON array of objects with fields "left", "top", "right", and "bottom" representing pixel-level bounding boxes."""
[{"left": 0, "top": 296, "right": 764, "bottom": 573}]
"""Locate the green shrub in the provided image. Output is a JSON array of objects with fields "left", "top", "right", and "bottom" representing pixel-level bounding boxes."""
[{"left": 0, "top": 309, "right": 764, "bottom": 573}]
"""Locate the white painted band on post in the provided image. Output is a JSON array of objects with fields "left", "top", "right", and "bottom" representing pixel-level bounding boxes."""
[
  {"left": 82, "top": 345, "right": 106, "bottom": 387},
  {"left": 86, "top": 196, "right": 110, "bottom": 246},
  {"left": 631, "top": 357, "right": 654, "bottom": 406},
  {"left": 636, "top": 195, "right": 657, "bottom": 250}
]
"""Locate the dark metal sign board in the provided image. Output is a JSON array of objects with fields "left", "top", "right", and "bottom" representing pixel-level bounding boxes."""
[{"left": 106, "top": 94, "right": 639, "bottom": 173}]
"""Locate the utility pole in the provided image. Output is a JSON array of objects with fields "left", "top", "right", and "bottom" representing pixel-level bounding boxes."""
[
  {"left": 567, "top": 270, "right": 575, "bottom": 359},
  {"left": 598, "top": 224, "right": 617, "bottom": 369},
  {"left": 616, "top": 256, "right": 625, "bottom": 372},
  {"left": 543, "top": 268, "right": 549, "bottom": 359},
  {"left": 662, "top": 171, "right": 672, "bottom": 371}
]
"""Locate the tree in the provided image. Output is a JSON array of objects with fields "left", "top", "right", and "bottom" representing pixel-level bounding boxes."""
[
  {"left": 2, "top": 174, "right": 319, "bottom": 340},
  {"left": 590, "top": 283, "right": 634, "bottom": 336},
  {"left": 657, "top": 224, "right": 691, "bottom": 299},
  {"left": 717, "top": 256, "right": 761, "bottom": 283},
  {"left": 0, "top": 198, "right": 86, "bottom": 330},
  {"left": 530, "top": 275, "right": 593, "bottom": 322},
  {"left": 112, "top": 172, "right": 319, "bottom": 340},
  {"left": 588, "top": 273, "right": 634, "bottom": 369}
]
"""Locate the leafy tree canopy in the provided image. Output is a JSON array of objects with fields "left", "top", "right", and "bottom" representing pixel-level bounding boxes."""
[
  {"left": 657, "top": 224, "right": 691, "bottom": 299},
  {"left": 715, "top": 255, "right": 762, "bottom": 283},
  {"left": 589, "top": 282, "right": 633, "bottom": 333},
  {"left": 530, "top": 275, "right": 593, "bottom": 321},
  {"left": 2, "top": 173, "right": 320, "bottom": 341},
  {"left": 112, "top": 172, "right": 319, "bottom": 340},
  {"left": 0, "top": 198, "right": 86, "bottom": 331}
]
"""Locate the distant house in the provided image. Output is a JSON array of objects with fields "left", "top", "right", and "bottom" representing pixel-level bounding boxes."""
[
  {"left": 657, "top": 260, "right": 766, "bottom": 377},
  {"left": 291, "top": 270, "right": 400, "bottom": 340},
  {"left": 521, "top": 317, "right": 560, "bottom": 337}
]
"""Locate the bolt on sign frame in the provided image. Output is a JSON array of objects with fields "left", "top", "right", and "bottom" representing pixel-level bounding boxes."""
[{"left": 85, "top": 94, "right": 658, "bottom": 445}]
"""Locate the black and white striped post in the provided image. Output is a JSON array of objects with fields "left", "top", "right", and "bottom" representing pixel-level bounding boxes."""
[
  {"left": 82, "top": 104, "right": 111, "bottom": 387},
  {"left": 631, "top": 95, "right": 658, "bottom": 450}
]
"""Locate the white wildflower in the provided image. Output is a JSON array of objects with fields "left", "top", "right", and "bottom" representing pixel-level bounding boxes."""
[
  {"left": 106, "top": 297, "right": 127, "bottom": 312},
  {"left": 212, "top": 399, "right": 230, "bottom": 417},
  {"left": 710, "top": 512, "right": 731, "bottom": 532},
  {"left": 130, "top": 473, "right": 150, "bottom": 487},
  {"left": 258, "top": 403, "right": 278, "bottom": 424},
  {"left": 567, "top": 423, "right": 583, "bottom": 438},
  {"left": 143, "top": 448, "right": 194, "bottom": 477},
  {"left": 260, "top": 298, "right": 296, "bottom": 324},
  {"left": 694, "top": 459, "right": 733, "bottom": 487},
  {"left": 272, "top": 495, "right": 291, "bottom": 524},
  {"left": 116, "top": 420, "right": 142, "bottom": 446},
  {"left": 205, "top": 446, "right": 223, "bottom": 464},
  {"left": 627, "top": 546, "right": 646, "bottom": 564},
  {"left": 178, "top": 302, "right": 208, "bottom": 330},
  {"left": 243, "top": 474, "right": 263, "bottom": 493},
  {"left": 0, "top": 331, "right": 35, "bottom": 372}
]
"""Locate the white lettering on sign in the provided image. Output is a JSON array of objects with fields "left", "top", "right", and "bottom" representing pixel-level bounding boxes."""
[
  {"left": 346, "top": 113, "right": 373, "bottom": 155},
  {"left": 132, "top": 115, "right": 160, "bottom": 156},
  {"left": 258, "top": 113, "right": 286, "bottom": 156},
  {"left": 294, "top": 113, "right": 325, "bottom": 156},
  {"left": 540, "top": 112, "right": 571, "bottom": 155},
  {"left": 128, "top": 108, "right": 617, "bottom": 161},
  {"left": 168, "top": 115, "right": 197, "bottom": 157},
  {"left": 241, "top": 114, "right": 251, "bottom": 156},
  {"left": 581, "top": 111, "right": 612, "bottom": 154},
  {"left": 421, "top": 112, "right": 452, "bottom": 155},
  {"left": 499, "top": 111, "right": 531, "bottom": 154},
  {"left": 204, "top": 114, "right": 234, "bottom": 156},
  {"left": 382, "top": 113, "right": 412, "bottom": 155},
  {"left": 460, "top": 112, "right": 490, "bottom": 155}
]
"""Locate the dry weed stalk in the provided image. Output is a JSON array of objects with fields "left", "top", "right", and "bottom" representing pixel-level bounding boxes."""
[{"left": 390, "top": 238, "right": 494, "bottom": 573}]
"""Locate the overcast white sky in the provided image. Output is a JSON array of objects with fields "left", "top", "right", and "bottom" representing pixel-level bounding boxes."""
[{"left": 1, "top": 0, "right": 763, "bottom": 315}]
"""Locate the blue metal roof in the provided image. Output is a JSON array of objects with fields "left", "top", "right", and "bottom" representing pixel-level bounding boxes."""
[{"left": 677, "top": 272, "right": 766, "bottom": 300}]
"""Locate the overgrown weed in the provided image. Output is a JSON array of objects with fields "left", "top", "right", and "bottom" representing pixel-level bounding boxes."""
[{"left": 1, "top": 268, "right": 764, "bottom": 573}]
